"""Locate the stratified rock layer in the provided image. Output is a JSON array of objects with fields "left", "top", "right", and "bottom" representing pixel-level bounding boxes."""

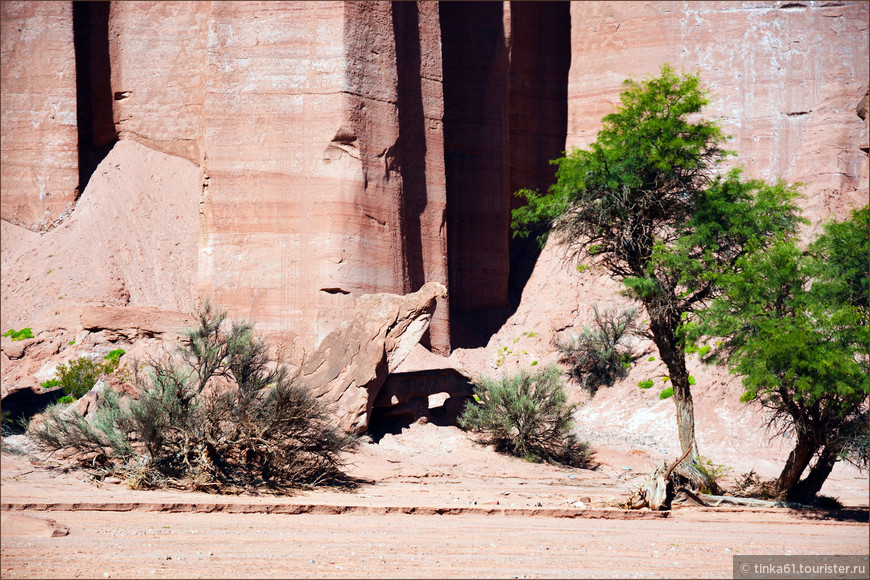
[
  {"left": 1, "top": 1, "right": 867, "bottom": 362},
  {"left": 1, "top": 1, "right": 78, "bottom": 229},
  {"left": 197, "top": 2, "right": 450, "bottom": 354},
  {"left": 107, "top": 2, "right": 209, "bottom": 163},
  {"left": 567, "top": 1, "right": 870, "bottom": 231}
]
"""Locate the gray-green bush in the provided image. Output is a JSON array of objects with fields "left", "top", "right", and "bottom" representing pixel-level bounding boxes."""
[
  {"left": 30, "top": 302, "right": 357, "bottom": 491},
  {"left": 459, "top": 365, "right": 593, "bottom": 467},
  {"left": 554, "top": 306, "right": 637, "bottom": 394}
]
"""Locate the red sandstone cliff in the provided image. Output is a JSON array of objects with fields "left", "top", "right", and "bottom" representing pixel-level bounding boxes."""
[
  {"left": 568, "top": 1, "right": 869, "bottom": 232},
  {"left": 1, "top": 2, "right": 78, "bottom": 229},
  {"left": 1, "top": 1, "right": 867, "bottom": 357}
]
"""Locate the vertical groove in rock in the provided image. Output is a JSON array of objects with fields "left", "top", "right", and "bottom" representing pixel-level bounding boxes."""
[
  {"left": 392, "top": 2, "right": 427, "bottom": 295},
  {"left": 506, "top": 1, "right": 571, "bottom": 308},
  {"left": 440, "top": 1, "right": 511, "bottom": 317},
  {"left": 72, "top": 1, "right": 116, "bottom": 195},
  {"left": 392, "top": 1, "right": 450, "bottom": 353}
]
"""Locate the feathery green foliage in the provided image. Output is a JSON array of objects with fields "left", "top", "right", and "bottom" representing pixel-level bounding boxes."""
[
  {"left": 696, "top": 207, "right": 869, "bottom": 501},
  {"left": 459, "top": 365, "right": 593, "bottom": 467},
  {"left": 511, "top": 64, "right": 805, "bottom": 462}
]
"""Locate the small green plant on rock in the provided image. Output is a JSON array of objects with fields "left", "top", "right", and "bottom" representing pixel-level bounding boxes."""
[
  {"left": 40, "top": 378, "right": 61, "bottom": 390},
  {"left": 104, "top": 349, "right": 125, "bottom": 364},
  {"left": 49, "top": 349, "right": 126, "bottom": 399},
  {"left": 54, "top": 357, "right": 108, "bottom": 399},
  {"left": 3, "top": 328, "right": 34, "bottom": 341},
  {"left": 459, "top": 365, "right": 593, "bottom": 467}
]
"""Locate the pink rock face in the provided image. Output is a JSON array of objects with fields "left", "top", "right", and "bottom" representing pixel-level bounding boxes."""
[
  {"left": 107, "top": 2, "right": 210, "bottom": 164},
  {"left": 0, "top": 139, "right": 201, "bottom": 335},
  {"left": 301, "top": 281, "right": 447, "bottom": 434},
  {"left": 1, "top": 1, "right": 78, "bottom": 229},
  {"left": 567, "top": 1, "right": 870, "bottom": 232},
  {"left": 2, "top": 0, "right": 867, "bottom": 365},
  {"left": 198, "top": 2, "right": 449, "bottom": 354}
]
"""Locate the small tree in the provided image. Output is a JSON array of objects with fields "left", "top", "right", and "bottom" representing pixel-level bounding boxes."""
[
  {"left": 459, "top": 365, "right": 593, "bottom": 467},
  {"left": 512, "top": 65, "right": 804, "bottom": 462},
  {"left": 696, "top": 207, "right": 869, "bottom": 502}
]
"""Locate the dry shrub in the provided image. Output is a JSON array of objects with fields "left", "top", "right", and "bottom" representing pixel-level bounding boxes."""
[
  {"left": 554, "top": 306, "right": 637, "bottom": 395},
  {"left": 459, "top": 364, "right": 594, "bottom": 468},
  {"left": 30, "top": 302, "right": 357, "bottom": 491}
]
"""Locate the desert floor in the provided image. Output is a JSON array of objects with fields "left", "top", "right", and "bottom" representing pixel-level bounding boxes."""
[{"left": 2, "top": 422, "right": 868, "bottom": 579}]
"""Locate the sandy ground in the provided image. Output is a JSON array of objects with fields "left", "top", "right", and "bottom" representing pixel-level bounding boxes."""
[{"left": 2, "top": 422, "right": 868, "bottom": 579}]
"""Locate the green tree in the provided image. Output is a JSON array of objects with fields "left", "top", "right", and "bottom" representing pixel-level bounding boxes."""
[
  {"left": 512, "top": 65, "right": 804, "bottom": 462},
  {"left": 696, "top": 207, "right": 869, "bottom": 502}
]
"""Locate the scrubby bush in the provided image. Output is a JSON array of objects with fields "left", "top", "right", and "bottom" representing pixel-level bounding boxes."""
[
  {"left": 554, "top": 306, "right": 637, "bottom": 394},
  {"left": 30, "top": 302, "right": 358, "bottom": 491},
  {"left": 54, "top": 357, "right": 105, "bottom": 399},
  {"left": 459, "top": 365, "right": 593, "bottom": 467}
]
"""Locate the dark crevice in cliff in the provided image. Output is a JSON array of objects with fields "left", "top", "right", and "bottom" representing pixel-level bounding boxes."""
[
  {"left": 441, "top": 1, "right": 570, "bottom": 349},
  {"left": 73, "top": 1, "right": 117, "bottom": 198},
  {"left": 393, "top": 2, "right": 431, "bottom": 350},
  {"left": 506, "top": 1, "right": 571, "bottom": 310},
  {"left": 441, "top": 1, "right": 511, "bottom": 347},
  {"left": 393, "top": 1, "right": 427, "bottom": 295}
]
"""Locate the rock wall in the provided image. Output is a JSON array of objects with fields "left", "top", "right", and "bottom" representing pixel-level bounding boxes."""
[
  {"left": 1, "top": 1, "right": 78, "bottom": 229},
  {"left": 567, "top": 1, "right": 870, "bottom": 232},
  {"left": 197, "top": 1, "right": 450, "bottom": 354},
  {"left": 1, "top": 1, "right": 867, "bottom": 357},
  {"left": 107, "top": 2, "right": 209, "bottom": 164}
]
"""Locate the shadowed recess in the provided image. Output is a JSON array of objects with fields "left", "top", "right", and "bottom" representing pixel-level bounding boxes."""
[{"left": 72, "top": 1, "right": 117, "bottom": 196}]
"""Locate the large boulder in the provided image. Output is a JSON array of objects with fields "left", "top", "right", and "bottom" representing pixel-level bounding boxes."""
[{"left": 300, "top": 281, "right": 447, "bottom": 434}]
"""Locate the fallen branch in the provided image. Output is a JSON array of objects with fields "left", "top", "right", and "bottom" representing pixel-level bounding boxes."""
[{"left": 695, "top": 494, "right": 798, "bottom": 509}]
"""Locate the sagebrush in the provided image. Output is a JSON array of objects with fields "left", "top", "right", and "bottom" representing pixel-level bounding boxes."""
[
  {"left": 459, "top": 365, "right": 593, "bottom": 467},
  {"left": 30, "top": 302, "right": 357, "bottom": 491},
  {"left": 555, "top": 305, "right": 637, "bottom": 394}
]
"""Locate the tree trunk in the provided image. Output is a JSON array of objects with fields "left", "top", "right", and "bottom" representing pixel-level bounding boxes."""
[
  {"left": 648, "top": 313, "right": 700, "bottom": 463},
  {"left": 672, "top": 383, "right": 699, "bottom": 463},
  {"left": 790, "top": 444, "right": 840, "bottom": 503},
  {"left": 775, "top": 430, "right": 816, "bottom": 498}
]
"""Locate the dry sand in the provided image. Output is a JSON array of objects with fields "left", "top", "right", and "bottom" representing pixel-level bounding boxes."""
[{"left": 2, "top": 422, "right": 867, "bottom": 579}]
